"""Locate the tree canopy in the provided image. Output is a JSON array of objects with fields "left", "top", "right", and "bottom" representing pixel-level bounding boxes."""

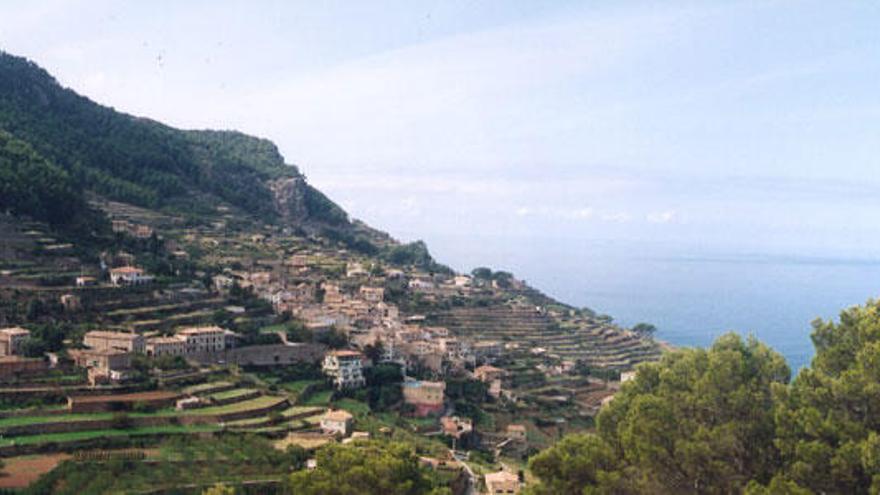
[
  {"left": 764, "top": 302, "right": 880, "bottom": 493},
  {"left": 286, "top": 440, "right": 450, "bottom": 495},
  {"left": 0, "top": 130, "right": 101, "bottom": 232},
  {"left": 527, "top": 300, "right": 880, "bottom": 494}
]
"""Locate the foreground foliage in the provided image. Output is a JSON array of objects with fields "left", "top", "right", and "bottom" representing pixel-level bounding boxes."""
[
  {"left": 527, "top": 300, "right": 880, "bottom": 494},
  {"left": 286, "top": 440, "right": 450, "bottom": 495}
]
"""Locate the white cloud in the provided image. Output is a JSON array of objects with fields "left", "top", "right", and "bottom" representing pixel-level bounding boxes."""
[{"left": 647, "top": 210, "right": 676, "bottom": 224}]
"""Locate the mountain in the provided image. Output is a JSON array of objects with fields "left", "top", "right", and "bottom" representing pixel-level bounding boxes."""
[{"left": 0, "top": 51, "right": 347, "bottom": 229}]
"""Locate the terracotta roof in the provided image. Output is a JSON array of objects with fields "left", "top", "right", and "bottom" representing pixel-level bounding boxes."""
[
  {"left": 177, "top": 326, "right": 225, "bottom": 335},
  {"left": 85, "top": 330, "right": 141, "bottom": 340},
  {"left": 71, "top": 348, "right": 129, "bottom": 357},
  {"left": 329, "top": 350, "right": 362, "bottom": 358},
  {"left": 110, "top": 266, "right": 143, "bottom": 274}
]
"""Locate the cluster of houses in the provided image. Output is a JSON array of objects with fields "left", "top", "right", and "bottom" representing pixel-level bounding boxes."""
[
  {"left": 213, "top": 256, "right": 509, "bottom": 383},
  {"left": 67, "top": 326, "right": 233, "bottom": 384}
]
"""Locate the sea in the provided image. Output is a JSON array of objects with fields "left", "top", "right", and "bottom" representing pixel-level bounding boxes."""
[{"left": 432, "top": 235, "right": 880, "bottom": 373}]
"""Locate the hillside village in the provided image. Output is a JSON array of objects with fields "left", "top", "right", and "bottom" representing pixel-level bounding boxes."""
[
  {"left": 0, "top": 195, "right": 661, "bottom": 493},
  {"left": 0, "top": 49, "right": 668, "bottom": 494}
]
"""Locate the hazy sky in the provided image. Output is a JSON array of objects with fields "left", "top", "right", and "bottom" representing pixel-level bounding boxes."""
[{"left": 2, "top": 1, "right": 880, "bottom": 271}]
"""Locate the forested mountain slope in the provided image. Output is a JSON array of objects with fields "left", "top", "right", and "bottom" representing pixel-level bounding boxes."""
[{"left": 0, "top": 51, "right": 345, "bottom": 227}]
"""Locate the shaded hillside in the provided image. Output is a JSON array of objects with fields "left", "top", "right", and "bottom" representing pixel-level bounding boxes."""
[{"left": 0, "top": 130, "right": 104, "bottom": 234}]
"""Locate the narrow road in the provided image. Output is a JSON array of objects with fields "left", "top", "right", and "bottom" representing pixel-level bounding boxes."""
[{"left": 452, "top": 448, "right": 478, "bottom": 495}]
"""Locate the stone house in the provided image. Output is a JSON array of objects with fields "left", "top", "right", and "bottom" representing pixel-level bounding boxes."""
[
  {"left": 322, "top": 283, "right": 345, "bottom": 304},
  {"left": 484, "top": 470, "right": 521, "bottom": 494},
  {"left": 441, "top": 416, "right": 473, "bottom": 440},
  {"left": 145, "top": 336, "right": 186, "bottom": 357},
  {"left": 176, "top": 326, "right": 229, "bottom": 354},
  {"left": 70, "top": 348, "right": 132, "bottom": 385},
  {"left": 506, "top": 424, "right": 527, "bottom": 442},
  {"left": 320, "top": 409, "right": 354, "bottom": 436},
  {"left": 84, "top": 330, "right": 145, "bottom": 354},
  {"left": 0, "top": 327, "right": 30, "bottom": 356},
  {"left": 359, "top": 286, "right": 385, "bottom": 303},
  {"left": 474, "top": 365, "right": 506, "bottom": 383}
]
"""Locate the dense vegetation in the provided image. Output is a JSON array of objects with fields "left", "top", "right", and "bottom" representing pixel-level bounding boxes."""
[
  {"left": 382, "top": 241, "right": 452, "bottom": 273},
  {"left": 286, "top": 440, "right": 450, "bottom": 495},
  {"left": 0, "top": 130, "right": 103, "bottom": 232},
  {"left": 0, "top": 51, "right": 349, "bottom": 228},
  {"left": 526, "top": 300, "right": 880, "bottom": 494}
]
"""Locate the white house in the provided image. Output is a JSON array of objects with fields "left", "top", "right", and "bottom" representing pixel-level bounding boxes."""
[
  {"left": 176, "top": 326, "right": 229, "bottom": 354},
  {"left": 322, "top": 350, "right": 366, "bottom": 389},
  {"left": 109, "top": 266, "right": 153, "bottom": 286}
]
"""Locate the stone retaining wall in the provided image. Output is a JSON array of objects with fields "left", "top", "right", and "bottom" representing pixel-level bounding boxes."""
[{"left": 210, "top": 389, "right": 260, "bottom": 406}]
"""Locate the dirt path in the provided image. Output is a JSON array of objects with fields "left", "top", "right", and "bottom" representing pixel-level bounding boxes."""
[
  {"left": 0, "top": 453, "right": 71, "bottom": 488},
  {"left": 0, "top": 448, "right": 161, "bottom": 489}
]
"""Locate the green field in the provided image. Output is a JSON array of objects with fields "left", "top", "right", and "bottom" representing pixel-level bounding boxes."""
[
  {"left": 182, "top": 381, "right": 234, "bottom": 395},
  {"left": 281, "top": 406, "right": 323, "bottom": 418},
  {"left": 0, "top": 395, "right": 286, "bottom": 431},
  {"left": 334, "top": 398, "right": 370, "bottom": 416},
  {"left": 209, "top": 388, "right": 256, "bottom": 401},
  {"left": 225, "top": 416, "right": 271, "bottom": 427},
  {"left": 180, "top": 395, "right": 285, "bottom": 416},
  {"left": 0, "top": 424, "right": 221, "bottom": 447},
  {"left": 259, "top": 323, "right": 287, "bottom": 334},
  {"left": 300, "top": 390, "right": 333, "bottom": 406},
  {"left": 278, "top": 379, "right": 322, "bottom": 395},
  {"left": 0, "top": 412, "right": 113, "bottom": 429}
]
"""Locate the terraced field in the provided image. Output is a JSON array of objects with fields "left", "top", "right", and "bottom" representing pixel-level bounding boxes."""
[
  {"left": 0, "top": 424, "right": 221, "bottom": 447},
  {"left": 183, "top": 381, "right": 235, "bottom": 396},
  {"left": 0, "top": 394, "right": 292, "bottom": 455},
  {"left": 208, "top": 388, "right": 260, "bottom": 403},
  {"left": 429, "top": 305, "right": 661, "bottom": 369}
]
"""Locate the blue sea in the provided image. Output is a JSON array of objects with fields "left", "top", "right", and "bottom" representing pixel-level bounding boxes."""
[{"left": 432, "top": 236, "right": 880, "bottom": 372}]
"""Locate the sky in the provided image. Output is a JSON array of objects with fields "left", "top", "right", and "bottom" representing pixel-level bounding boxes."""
[{"left": 1, "top": 0, "right": 880, "bottom": 275}]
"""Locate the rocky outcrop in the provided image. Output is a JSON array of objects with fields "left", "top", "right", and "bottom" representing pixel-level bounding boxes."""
[{"left": 269, "top": 176, "right": 310, "bottom": 223}]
